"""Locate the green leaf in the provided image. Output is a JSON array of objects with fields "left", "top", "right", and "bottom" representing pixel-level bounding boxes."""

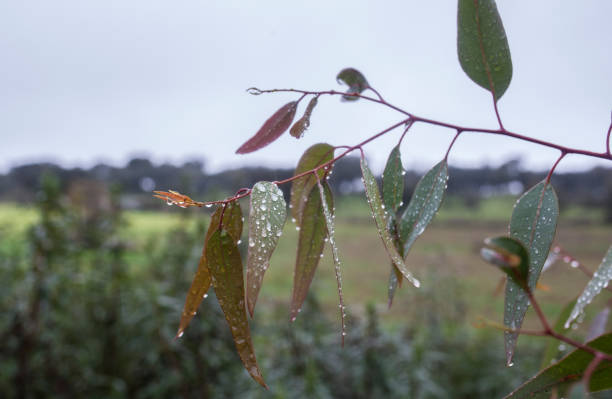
[
  {"left": 565, "top": 245, "right": 612, "bottom": 328},
  {"left": 481, "top": 236, "right": 529, "bottom": 288},
  {"left": 336, "top": 67, "right": 369, "bottom": 101},
  {"left": 382, "top": 145, "right": 405, "bottom": 213},
  {"left": 504, "top": 333, "right": 612, "bottom": 398},
  {"left": 290, "top": 97, "right": 318, "bottom": 139},
  {"left": 246, "top": 181, "right": 287, "bottom": 317},
  {"left": 541, "top": 298, "right": 577, "bottom": 369},
  {"left": 176, "top": 202, "right": 243, "bottom": 338},
  {"left": 457, "top": 0, "right": 513, "bottom": 100},
  {"left": 316, "top": 178, "right": 346, "bottom": 344},
  {"left": 290, "top": 181, "right": 333, "bottom": 321},
  {"left": 206, "top": 229, "right": 267, "bottom": 388},
  {"left": 361, "top": 157, "right": 420, "bottom": 288},
  {"left": 289, "top": 143, "right": 334, "bottom": 223},
  {"left": 236, "top": 101, "right": 298, "bottom": 154},
  {"left": 398, "top": 160, "right": 448, "bottom": 259},
  {"left": 387, "top": 214, "right": 404, "bottom": 308},
  {"left": 505, "top": 180, "right": 558, "bottom": 365}
]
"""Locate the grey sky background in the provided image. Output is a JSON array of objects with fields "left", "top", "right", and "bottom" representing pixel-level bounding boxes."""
[{"left": 1, "top": 1, "right": 611, "bottom": 175}]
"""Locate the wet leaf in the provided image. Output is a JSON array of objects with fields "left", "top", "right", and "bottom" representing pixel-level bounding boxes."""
[
  {"left": 361, "top": 157, "right": 420, "bottom": 288},
  {"left": 382, "top": 145, "right": 405, "bottom": 213},
  {"left": 246, "top": 182, "right": 287, "bottom": 317},
  {"left": 398, "top": 160, "right": 448, "bottom": 259},
  {"left": 540, "top": 298, "right": 577, "bottom": 369},
  {"left": 290, "top": 143, "right": 334, "bottom": 223},
  {"left": 336, "top": 67, "right": 369, "bottom": 101},
  {"left": 505, "top": 180, "right": 558, "bottom": 366},
  {"left": 565, "top": 245, "right": 612, "bottom": 329},
  {"left": 206, "top": 229, "right": 267, "bottom": 388},
  {"left": 504, "top": 333, "right": 612, "bottom": 398},
  {"left": 236, "top": 101, "right": 297, "bottom": 154},
  {"left": 481, "top": 236, "right": 529, "bottom": 288},
  {"left": 457, "top": 0, "right": 513, "bottom": 100},
  {"left": 176, "top": 202, "right": 243, "bottom": 338},
  {"left": 290, "top": 181, "right": 333, "bottom": 321},
  {"left": 316, "top": 179, "right": 346, "bottom": 344},
  {"left": 387, "top": 215, "right": 404, "bottom": 308},
  {"left": 290, "top": 97, "right": 318, "bottom": 139}
]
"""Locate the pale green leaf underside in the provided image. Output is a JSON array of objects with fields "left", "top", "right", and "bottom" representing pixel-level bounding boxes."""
[
  {"left": 565, "top": 245, "right": 612, "bottom": 328},
  {"left": 505, "top": 181, "right": 558, "bottom": 365},
  {"left": 246, "top": 181, "right": 287, "bottom": 317},
  {"left": 316, "top": 179, "right": 346, "bottom": 343},
  {"left": 504, "top": 332, "right": 612, "bottom": 398},
  {"left": 398, "top": 160, "right": 448, "bottom": 258},
  {"left": 457, "top": 0, "right": 512, "bottom": 100},
  {"left": 361, "top": 157, "right": 420, "bottom": 288}
]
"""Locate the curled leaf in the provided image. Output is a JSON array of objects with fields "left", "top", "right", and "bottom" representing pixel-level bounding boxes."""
[
  {"left": 236, "top": 101, "right": 298, "bottom": 154},
  {"left": 206, "top": 229, "right": 267, "bottom": 388},
  {"left": 289, "top": 143, "right": 334, "bottom": 223},
  {"left": 361, "top": 157, "right": 420, "bottom": 288},
  {"left": 153, "top": 190, "right": 204, "bottom": 208},
  {"left": 481, "top": 236, "right": 529, "bottom": 288},
  {"left": 176, "top": 202, "right": 242, "bottom": 338},
  {"left": 457, "top": 0, "right": 513, "bottom": 100},
  {"left": 246, "top": 182, "right": 287, "bottom": 317},
  {"left": 336, "top": 67, "right": 369, "bottom": 101},
  {"left": 290, "top": 97, "right": 318, "bottom": 139},
  {"left": 290, "top": 181, "right": 332, "bottom": 321}
]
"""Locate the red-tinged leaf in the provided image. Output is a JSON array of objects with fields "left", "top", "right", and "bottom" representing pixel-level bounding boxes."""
[
  {"left": 290, "top": 97, "right": 318, "bottom": 139},
  {"left": 481, "top": 236, "right": 530, "bottom": 288},
  {"left": 176, "top": 202, "right": 243, "bottom": 338},
  {"left": 289, "top": 143, "right": 335, "bottom": 223},
  {"left": 246, "top": 182, "right": 287, "bottom": 317},
  {"left": 236, "top": 101, "right": 298, "bottom": 154},
  {"left": 206, "top": 229, "right": 267, "bottom": 388},
  {"left": 361, "top": 157, "right": 421, "bottom": 288},
  {"left": 290, "top": 181, "right": 333, "bottom": 321},
  {"left": 316, "top": 179, "right": 346, "bottom": 344}
]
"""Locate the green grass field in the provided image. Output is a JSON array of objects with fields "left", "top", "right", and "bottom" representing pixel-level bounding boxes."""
[{"left": 1, "top": 196, "right": 610, "bottom": 333}]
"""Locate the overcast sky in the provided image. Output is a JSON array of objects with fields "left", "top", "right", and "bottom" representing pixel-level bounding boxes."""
[{"left": 1, "top": 1, "right": 611, "bottom": 175}]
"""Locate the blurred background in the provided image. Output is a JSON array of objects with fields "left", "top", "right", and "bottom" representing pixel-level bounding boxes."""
[{"left": 2, "top": 1, "right": 612, "bottom": 398}]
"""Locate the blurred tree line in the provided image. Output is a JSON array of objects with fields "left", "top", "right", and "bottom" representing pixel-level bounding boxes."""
[
  {"left": 0, "top": 173, "right": 547, "bottom": 398},
  {"left": 1, "top": 157, "right": 612, "bottom": 221}
]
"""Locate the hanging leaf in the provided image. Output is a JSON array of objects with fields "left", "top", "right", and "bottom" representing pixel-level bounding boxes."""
[
  {"left": 206, "top": 229, "right": 267, "bottom": 388},
  {"left": 505, "top": 180, "right": 558, "bottom": 366},
  {"left": 565, "top": 245, "right": 612, "bottom": 329},
  {"left": 540, "top": 298, "right": 578, "bottom": 369},
  {"left": 246, "top": 181, "right": 287, "bottom": 317},
  {"left": 480, "top": 236, "right": 529, "bottom": 288},
  {"left": 504, "top": 332, "right": 612, "bottom": 398},
  {"left": 289, "top": 143, "right": 334, "bottom": 223},
  {"left": 397, "top": 160, "right": 448, "bottom": 258},
  {"left": 316, "top": 179, "right": 346, "bottom": 344},
  {"left": 336, "top": 67, "right": 370, "bottom": 101},
  {"left": 176, "top": 202, "right": 243, "bottom": 338},
  {"left": 290, "top": 181, "right": 333, "bottom": 321},
  {"left": 236, "top": 101, "right": 298, "bottom": 154},
  {"left": 361, "top": 157, "right": 420, "bottom": 288},
  {"left": 457, "top": 0, "right": 513, "bottom": 100},
  {"left": 290, "top": 97, "right": 318, "bottom": 139},
  {"left": 382, "top": 145, "right": 405, "bottom": 213}
]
